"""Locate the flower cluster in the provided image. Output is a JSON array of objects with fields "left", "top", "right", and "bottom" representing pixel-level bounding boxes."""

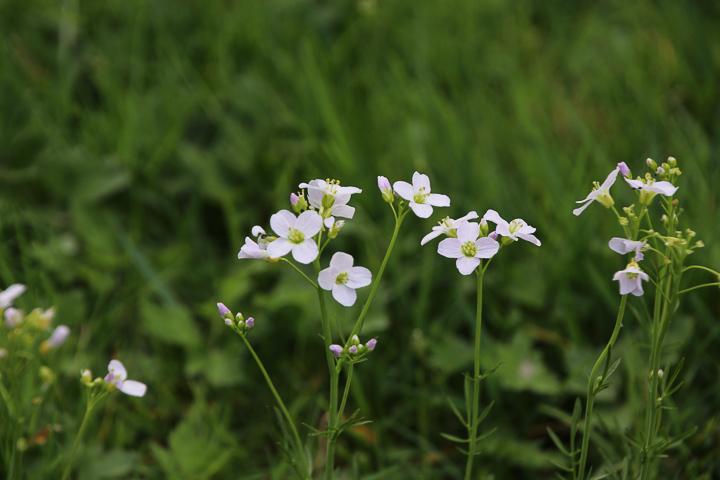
[
  {"left": 329, "top": 335, "right": 377, "bottom": 360},
  {"left": 81, "top": 360, "right": 147, "bottom": 397},
  {"left": 217, "top": 302, "right": 256, "bottom": 334}
]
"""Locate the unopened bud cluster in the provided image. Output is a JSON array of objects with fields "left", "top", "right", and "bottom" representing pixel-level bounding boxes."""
[
  {"left": 329, "top": 334, "right": 377, "bottom": 360},
  {"left": 217, "top": 302, "right": 255, "bottom": 335}
]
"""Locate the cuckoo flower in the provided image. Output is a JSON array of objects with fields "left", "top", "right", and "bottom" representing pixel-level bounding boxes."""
[
  {"left": 393, "top": 172, "right": 450, "bottom": 218},
  {"left": 0, "top": 284, "right": 26, "bottom": 309},
  {"left": 420, "top": 211, "right": 479, "bottom": 246},
  {"left": 104, "top": 360, "right": 147, "bottom": 397},
  {"left": 573, "top": 167, "right": 620, "bottom": 216},
  {"left": 4, "top": 308, "right": 22, "bottom": 328},
  {"left": 483, "top": 209, "right": 541, "bottom": 246},
  {"left": 609, "top": 237, "right": 646, "bottom": 261},
  {"left": 613, "top": 261, "right": 649, "bottom": 296},
  {"left": 42, "top": 325, "right": 70, "bottom": 351},
  {"left": 267, "top": 210, "right": 322, "bottom": 264},
  {"left": 299, "top": 179, "right": 361, "bottom": 221},
  {"left": 438, "top": 222, "right": 500, "bottom": 275},
  {"left": 318, "top": 252, "right": 372, "bottom": 306},
  {"left": 238, "top": 226, "right": 274, "bottom": 260}
]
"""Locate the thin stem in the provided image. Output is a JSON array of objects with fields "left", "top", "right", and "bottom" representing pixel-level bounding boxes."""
[
  {"left": 577, "top": 295, "right": 628, "bottom": 480},
  {"left": 240, "top": 335, "right": 307, "bottom": 478},
  {"left": 337, "top": 364, "right": 354, "bottom": 419},
  {"left": 464, "top": 265, "right": 485, "bottom": 480},
  {"left": 682, "top": 265, "right": 720, "bottom": 276},
  {"left": 677, "top": 282, "right": 720, "bottom": 295},
  {"left": 281, "top": 258, "right": 318, "bottom": 288},
  {"left": 61, "top": 396, "right": 97, "bottom": 480}
]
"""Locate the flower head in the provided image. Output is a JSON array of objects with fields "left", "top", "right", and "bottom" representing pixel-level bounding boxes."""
[
  {"left": 437, "top": 222, "right": 500, "bottom": 275},
  {"left": 318, "top": 252, "right": 372, "bottom": 306},
  {"left": 420, "top": 211, "right": 479, "bottom": 246},
  {"left": 238, "top": 226, "right": 274, "bottom": 260},
  {"left": 104, "top": 359, "right": 147, "bottom": 397},
  {"left": 613, "top": 261, "right": 649, "bottom": 296},
  {"left": 0, "top": 284, "right": 26, "bottom": 309},
  {"left": 266, "top": 210, "right": 323, "bottom": 264},
  {"left": 393, "top": 172, "right": 450, "bottom": 218},
  {"left": 482, "top": 209, "right": 541, "bottom": 246},
  {"left": 609, "top": 237, "right": 645, "bottom": 261},
  {"left": 299, "top": 179, "right": 361, "bottom": 221},
  {"left": 41, "top": 325, "right": 70, "bottom": 352},
  {"left": 573, "top": 167, "right": 620, "bottom": 216}
]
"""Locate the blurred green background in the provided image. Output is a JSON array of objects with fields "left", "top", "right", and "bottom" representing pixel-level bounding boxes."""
[{"left": 1, "top": 0, "right": 719, "bottom": 478}]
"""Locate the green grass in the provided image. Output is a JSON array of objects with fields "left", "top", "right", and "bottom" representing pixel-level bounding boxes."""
[{"left": 1, "top": 0, "right": 719, "bottom": 478}]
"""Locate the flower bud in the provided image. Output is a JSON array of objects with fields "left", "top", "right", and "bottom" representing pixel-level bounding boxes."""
[
  {"left": 378, "top": 176, "right": 394, "bottom": 203},
  {"left": 217, "top": 303, "right": 232, "bottom": 319},
  {"left": 488, "top": 231, "right": 499, "bottom": 241},
  {"left": 290, "top": 192, "right": 308, "bottom": 213},
  {"left": 366, "top": 338, "right": 377, "bottom": 351},
  {"left": 348, "top": 345, "right": 358, "bottom": 355},
  {"left": 617, "top": 162, "right": 631, "bottom": 178},
  {"left": 646, "top": 158, "right": 657, "bottom": 170},
  {"left": 81, "top": 369, "right": 93, "bottom": 386},
  {"left": 235, "top": 312, "right": 244, "bottom": 322},
  {"left": 479, "top": 219, "right": 489, "bottom": 236},
  {"left": 667, "top": 156, "right": 677, "bottom": 167},
  {"left": 4, "top": 308, "right": 22, "bottom": 328},
  {"left": 322, "top": 193, "right": 335, "bottom": 210},
  {"left": 224, "top": 318, "right": 233, "bottom": 326},
  {"left": 350, "top": 334, "right": 360, "bottom": 345},
  {"left": 329, "top": 344, "right": 343, "bottom": 358},
  {"left": 656, "top": 166, "right": 665, "bottom": 175},
  {"left": 328, "top": 219, "right": 345, "bottom": 239},
  {"left": 245, "top": 317, "right": 255, "bottom": 329}
]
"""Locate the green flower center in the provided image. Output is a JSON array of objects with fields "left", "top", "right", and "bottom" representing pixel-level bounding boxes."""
[
  {"left": 508, "top": 219, "right": 524, "bottom": 234},
  {"left": 461, "top": 241, "right": 477, "bottom": 257},
  {"left": 335, "top": 272, "right": 349, "bottom": 284},
  {"left": 288, "top": 228, "right": 305, "bottom": 244},
  {"left": 413, "top": 187, "right": 428, "bottom": 204}
]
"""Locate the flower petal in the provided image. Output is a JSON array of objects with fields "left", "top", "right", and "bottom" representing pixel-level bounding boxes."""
[
  {"left": 331, "top": 204, "right": 355, "bottom": 219},
  {"left": 457, "top": 211, "right": 479, "bottom": 222},
  {"left": 347, "top": 266, "right": 372, "bottom": 288},
  {"left": 295, "top": 210, "right": 323, "bottom": 236},
  {"left": 426, "top": 193, "right": 450, "bottom": 207},
  {"left": 318, "top": 267, "right": 337, "bottom": 291},
  {"left": 420, "top": 228, "right": 444, "bottom": 246},
  {"left": 600, "top": 167, "right": 620, "bottom": 190},
  {"left": 438, "top": 238, "right": 462, "bottom": 258},
  {"left": 409, "top": 202, "right": 433, "bottom": 218},
  {"left": 0, "top": 284, "right": 26, "bottom": 308},
  {"left": 119, "top": 380, "right": 147, "bottom": 397},
  {"left": 482, "top": 209, "right": 506, "bottom": 226},
  {"left": 572, "top": 200, "right": 593, "bottom": 216},
  {"left": 291, "top": 239, "right": 319, "bottom": 264},
  {"left": 647, "top": 181, "right": 678, "bottom": 196},
  {"left": 270, "top": 210, "right": 296, "bottom": 237},
  {"left": 624, "top": 178, "right": 644, "bottom": 190},
  {"left": 267, "top": 238, "right": 294, "bottom": 258},
  {"left": 108, "top": 360, "right": 127, "bottom": 381},
  {"left": 475, "top": 237, "right": 500, "bottom": 258},
  {"left": 332, "top": 284, "right": 357, "bottom": 307},
  {"left": 412, "top": 172, "right": 431, "bottom": 191},
  {"left": 456, "top": 257, "right": 480, "bottom": 275},
  {"left": 517, "top": 232, "right": 541, "bottom": 246},
  {"left": 456, "top": 222, "right": 480, "bottom": 243},
  {"left": 251, "top": 225, "right": 266, "bottom": 237},
  {"left": 392, "top": 181, "right": 414, "bottom": 200},
  {"left": 330, "top": 252, "right": 354, "bottom": 269}
]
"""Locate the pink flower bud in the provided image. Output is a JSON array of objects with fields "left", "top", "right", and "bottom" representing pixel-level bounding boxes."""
[
  {"left": 617, "top": 162, "right": 631, "bottom": 177},
  {"left": 217, "top": 302, "right": 231, "bottom": 318},
  {"left": 329, "top": 344, "right": 343, "bottom": 357},
  {"left": 348, "top": 345, "right": 358, "bottom": 354},
  {"left": 290, "top": 192, "right": 300, "bottom": 206},
  {"left": 245, "top": 317, "right": 255, "bottom": 329},
  {"left": 366, "top": 338, "right": 378, "bottom": 351},
  {"left": 377, "top": 176, "right": 391, "bottom": 192}
]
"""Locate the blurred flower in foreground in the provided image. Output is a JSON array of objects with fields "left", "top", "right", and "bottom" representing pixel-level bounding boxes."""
[
  {"left": 483, "top": 209, "right": 541, "bottom": 246},
  {"left": 420, "top": 211, "right": 479, "bottom": 246},
  {"left": 267, "top": 210, "right": 323, "bottom": 264},
  {"left": 0, "top": 284, "right": 26, "bottom": 309},
  {"left": 573, "top": 167, "right": 620, "bottom": 216},
  {"left": 613, "top": 261, "right": 649, "bottom": 296},
  {"left": 41, "top": 325, "right": 70, "bottom": 352},
  {"left": 438, "top": 222, "right": 499, "bottom": 275},
  {"left": 393, "top": 171, "right": 450, "bottom": 218},
  {"left": 318, "top": 252, "right": 372, "bottom": 306},
  {"left": 104, "top": 360, "right": 147, "bottom": 397}
]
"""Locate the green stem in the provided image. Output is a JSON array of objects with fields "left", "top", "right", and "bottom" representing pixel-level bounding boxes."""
[
  {"left": 464, "top": 265, "right": 485, "bottom": 480},
  {"left": 282, "top": 259, "right": 318, "bottom": 288},
  {"left": 240, "top": 335, "right": 308, "bottom": 478},
  {"left": 337, "top": 364, "right": 354, "bottom": 419},
  {"left": 61, "top": 397, "right": 97, "bottom": 480},
  {"left": 677, "top": 282, "right": 720, "bottom": 295},
  {"left": 577, "top": 295, "right": 628, "bottom": 480}
]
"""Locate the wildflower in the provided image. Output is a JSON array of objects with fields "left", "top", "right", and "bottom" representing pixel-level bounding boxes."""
[
  {"left": 613, "top": 260, "right": 649, "bottom": 296},
  {"left": 217, "top": 302, "right": 234, "bottom": 326},
  {"left": 329, "top": 344, "right": 343, "bottom": 358},
  {"left": 104, "top": 360, "right": 147, "bottom": 397},
  {"left": 378, "top": 176, "right": 394, "bottom": 203},
  {"left": 624, "top": 177, "right": 678, "bottom": 197},
  {"left": 482, "top": 209, "right": 541, "bottom": 246},
  {"left": 299, "top": 179, "right": 362, "bottom": 220},
  {"left": 617, "top": 162, "right": 631, "bottom": 178},
  {"left": 393, "top": 172, "right": 450, "bottom": 218},
  {"left": 420, "top": 211, "right": 479, "bottom": 246},
  {"left": 366, "top": 338, "right": 378, "bottom": 351},
  {"left": 438, "top": 222, "right": 500, "bottom": 275},
  {"left": 573, "top": 167, "right": 620, "bottom": 216},
  {"left": 267, "top": 210, "right": 323, "bottom": 264},
  {"left": 238, "top": 226, "right": 274, "bottom": 260},
  {"left": 318, "top": 252, "right": 372, "bottom": 306},
  {"left": 608, "top": 237, "right": 645, "bottom": 261},
  {"left": 41, "top": 325, "right": 70, "bottom": 352},
  {"left": 0, "top": 284, "right": 26, "bottom": 309},
  {"left": 4, "top": 308, "right": 22, "bottom": 328}
]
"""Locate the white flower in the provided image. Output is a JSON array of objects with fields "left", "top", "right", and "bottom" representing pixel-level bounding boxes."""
[
  {"left": 482, "top": 209, "right": 541, "bottom": 246},
  {"left": 624, "top": 178, "right": 678, "bottom": 196},
  {"left": 104, "top": 360, "right": 147, "bottom": 397},
  {"left": 393, "top": 172, "right": 450, "bottom": 218},
  {"left": 238, "top": 225, "right": 274, "bottom": 260},
  {"left": 438, "top": 222, "right": 500, "bottom": 275},
  {"left": 267, "top": 210, "right": 323, "bottom": 264},
  {"left": 318, "top": 252, "right": 372, "bottom": 306},
  {"left": 43, "top": 325, "right": 70, "bottom": 350},
  {"left": 613, "top": 261, "right": 649, "bottom": 296},
  {"left": 299, "top": 179, "right": 362, "bottom": 220},
  {"left": 4, "top": 308, "right": 22, "bottom": 328},
  {"left": 609, "top": 237, "right": 645, "bottom": 260},
  {"left": 573, "top": 167, "right": 620, "bottom": 216},
  {"left": 420, "top": 211, "right": 479, "bottom": 246},
  {"left": 0, "top": 284, "right": 26, "bottom": 309}
]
